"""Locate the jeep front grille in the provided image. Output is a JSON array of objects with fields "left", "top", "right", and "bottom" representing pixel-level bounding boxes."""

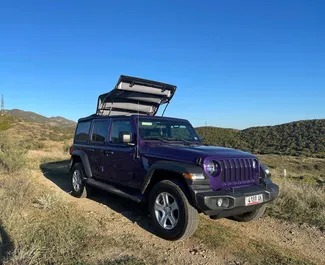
[{"left": 218, "top": 158, "right": 259, "bottom": 187}]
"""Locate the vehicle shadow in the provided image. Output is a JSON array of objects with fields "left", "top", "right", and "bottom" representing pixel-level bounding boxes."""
[
  {"left": 0, "top": 221, "right": 14, "bottom": 264},
  {"left": 40, "top": 161, "right": 154, "bottom": 235}
]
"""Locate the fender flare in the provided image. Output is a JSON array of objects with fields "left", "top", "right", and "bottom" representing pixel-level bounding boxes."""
[
  {"left": 140, "top": 160, "right": 205, "bottom": 194},
  {"left": 70, "top": 150, "right": 92, "bottom": 178}
]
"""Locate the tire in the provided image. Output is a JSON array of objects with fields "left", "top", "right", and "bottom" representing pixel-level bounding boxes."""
[
  {"left": 70, "top": 163, "right": 87, "bottom": 198},
  {"left": 148, "top": 179, "right": 199, "bottom": 241},
  {"left": 232, "top": 204, "right": 267, "bottom": 222}
]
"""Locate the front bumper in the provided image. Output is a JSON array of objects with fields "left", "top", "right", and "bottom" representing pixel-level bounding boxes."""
[{"left": 190, "top": 179, "right": 279, "bottom": 217}]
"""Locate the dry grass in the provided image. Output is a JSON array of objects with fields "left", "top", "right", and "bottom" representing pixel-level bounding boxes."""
[
  {"left": 0, "top": 169, "right": 90, "bottom": 264},
  {"left": 268, "top": 179, "right": 325, "bottom": 229},
  {"left": 0, "top": 120, "right": 324, "bottom": 264},
  {"left": 195, "top": 218, "right": 315, "bottom": 265},
  {"left": 257, "top": 154, "right": 325, "bottom": 184},
  {"left": 257, "top": 155, "right": 325, "bottom": 230}
]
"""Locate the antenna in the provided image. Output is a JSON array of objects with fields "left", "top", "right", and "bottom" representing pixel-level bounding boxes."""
[
  {"left": 1, "top": 94, "right": 4, "bottom": 114},
  {"left": 136, "top": 101, "right": 140, "bottom": 159}
]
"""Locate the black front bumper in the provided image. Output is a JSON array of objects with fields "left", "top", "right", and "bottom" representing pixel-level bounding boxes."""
[{"left": 189, "top": 179, "right": 279, "bottom": 217}]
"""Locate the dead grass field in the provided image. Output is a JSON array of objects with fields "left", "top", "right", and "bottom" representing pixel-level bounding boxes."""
[{"left": 0, "top": 121, "right": 324, "bottom": 265}]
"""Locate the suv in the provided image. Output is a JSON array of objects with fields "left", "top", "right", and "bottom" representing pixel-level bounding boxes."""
[{"left": 69, "top": 76, "right": 279, "bottom": 241}]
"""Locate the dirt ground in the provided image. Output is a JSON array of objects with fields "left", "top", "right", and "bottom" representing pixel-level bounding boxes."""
[{"left": 37, "top": 160, "right": 325, "bottom": 265}]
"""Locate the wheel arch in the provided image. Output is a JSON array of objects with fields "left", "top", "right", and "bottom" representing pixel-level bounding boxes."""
[{"left": 70, "top": 150, "right": 92, "bottom": 178}]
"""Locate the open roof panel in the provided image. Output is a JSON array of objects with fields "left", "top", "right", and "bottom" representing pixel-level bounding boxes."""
[{"left": 96, "top": 75, "right": 177, "bottom": 116}]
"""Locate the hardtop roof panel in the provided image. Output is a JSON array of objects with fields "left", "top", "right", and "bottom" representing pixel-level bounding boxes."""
[{"left": 96, "top": 75, "right": 177, "bottom": 116}]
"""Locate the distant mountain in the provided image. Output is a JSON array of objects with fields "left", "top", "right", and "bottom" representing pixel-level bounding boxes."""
[
  {"left": 6, "top": 109, "right": 76, "bottom": 127},
  {"left": 196, "top": 119, "right": 325, "bottom": 158}
]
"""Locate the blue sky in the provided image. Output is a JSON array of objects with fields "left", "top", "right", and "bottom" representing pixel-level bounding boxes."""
[{"left": 0, "top": 0, "right": 324, "bottom": 129}]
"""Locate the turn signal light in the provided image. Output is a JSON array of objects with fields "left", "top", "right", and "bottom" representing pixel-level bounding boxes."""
[
  {"left": 183, "top": 173, "right": 205, "bottom": 180},
  {"left": 69, "top": 146, "right": 74, "bottom": 155}
]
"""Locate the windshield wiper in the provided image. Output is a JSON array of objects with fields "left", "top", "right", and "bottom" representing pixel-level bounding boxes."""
[
  {"left": 145, "top": 137, "right": 171, "bottom": 143},
  {"left": 172, "top": 138, "right": 196, "bottom": 145}
]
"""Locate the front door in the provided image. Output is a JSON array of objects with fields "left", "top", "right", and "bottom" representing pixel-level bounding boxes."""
[{"left": 104, "top": 118, "right": 143, "bottom": 189}]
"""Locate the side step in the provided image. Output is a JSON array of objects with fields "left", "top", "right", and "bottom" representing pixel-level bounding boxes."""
[{"left": 85, "top": 178, "right": 144, "bottom": 203}]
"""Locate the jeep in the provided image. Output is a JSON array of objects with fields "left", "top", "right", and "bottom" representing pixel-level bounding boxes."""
[{"left": 69, "top": 75, "right": 279, "bottom": 241}]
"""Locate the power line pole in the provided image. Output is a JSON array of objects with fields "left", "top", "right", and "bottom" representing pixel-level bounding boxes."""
[{"left": 1, "top": 94, "right": 4, "bottom": 115}]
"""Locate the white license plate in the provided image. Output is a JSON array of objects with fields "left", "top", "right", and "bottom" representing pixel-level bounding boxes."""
[{"left": 245, "top": 194, "right": 263, "bottom": 206}]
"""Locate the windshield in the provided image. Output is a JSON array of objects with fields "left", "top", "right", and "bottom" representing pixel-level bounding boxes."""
[{"left": 138, "top": 118, "right": 200, "bottom": 142}]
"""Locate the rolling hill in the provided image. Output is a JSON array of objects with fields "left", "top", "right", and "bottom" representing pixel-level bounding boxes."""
[
  {"left": 1, "top": 109, "right": 324, "bottom": 157},
  {"left": 5, "top": 109, "right": 76, "bottom": 127},
  {"left": 196, "top": 119, "right": 325, "bottom": 157}
]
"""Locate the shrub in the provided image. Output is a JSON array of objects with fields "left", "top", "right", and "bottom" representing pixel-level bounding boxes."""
[
  {"left": 0, "top": 135, "right": 26, "bottom": 173},
  {"left": 268, "top": 179, "right": 325, "bottom": 229}
]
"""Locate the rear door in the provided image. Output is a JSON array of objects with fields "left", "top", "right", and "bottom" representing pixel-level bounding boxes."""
[
  {"left": 74, "top": 120, "right": 92, "bottom": 158},
  {"left": 88, "top": 119, "right": 110, "bottom": 179}
]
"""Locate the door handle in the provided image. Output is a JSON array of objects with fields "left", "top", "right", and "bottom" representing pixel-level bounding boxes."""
[
  {"left": 88, "top": 148, "right": 95, "bottom": 152},
  {"left": 104, "top": 150, "right": 114, "bottom": 155}
]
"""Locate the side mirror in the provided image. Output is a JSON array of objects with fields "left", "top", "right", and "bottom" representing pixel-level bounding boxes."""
[
  {"left": 122, "top": 133, "right": 131, "bottom": 143},
  {"left": 119, "top": 131, "right": 133, "bottom": 144}
]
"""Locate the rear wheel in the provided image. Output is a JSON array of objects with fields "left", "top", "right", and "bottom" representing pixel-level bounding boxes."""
[
  {"left": 232, "top": 204, "right": 266, "bottom": 222},
  {"left": 70, "top": 163, "right": 87, "bottom": 198},
  {"left": 149, "top": 179, "right": 199, "bottom": 241}
]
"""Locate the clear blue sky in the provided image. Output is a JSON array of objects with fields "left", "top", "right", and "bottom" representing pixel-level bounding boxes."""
[{"left": 1, "top": 0, "right": 324, "bottom": 129}]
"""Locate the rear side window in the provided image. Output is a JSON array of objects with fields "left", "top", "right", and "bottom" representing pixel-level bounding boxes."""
[
  {"left": 91, "top": 121, "right": 109, "bottom": 143},
  {"left": 75, "top": 121, "right": 91, "bottom": 142}
]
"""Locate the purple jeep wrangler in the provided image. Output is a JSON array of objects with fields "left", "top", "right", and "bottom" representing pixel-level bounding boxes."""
[{"left": 69, "top": 76, "right": 279, "bottom": 240}]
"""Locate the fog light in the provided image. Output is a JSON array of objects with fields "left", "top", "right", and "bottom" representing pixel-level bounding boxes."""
[{"left": 217, "top": 198, "right": 223, "bottom": 207}]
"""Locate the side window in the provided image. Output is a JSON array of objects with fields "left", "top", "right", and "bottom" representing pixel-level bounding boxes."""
[
  {"left": 91, "top": 121, "right": 109, "bottom": 143},
  {"left": 110, "top": 120, "right": 132, "bottom": 144},
  {"left": 75, "top": 121, "right": 91, "bottom": 142}
]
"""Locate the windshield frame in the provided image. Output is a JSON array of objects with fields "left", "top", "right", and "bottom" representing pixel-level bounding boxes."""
[{"left": 136, "top": 117, "right": 201, "bottom": 143}]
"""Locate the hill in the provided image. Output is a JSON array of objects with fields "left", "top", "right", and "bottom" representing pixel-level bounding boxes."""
[
  {"left": 2, "top": 109, "right": 324, "bottom": 157},
  {"left": 6, "top": 109, "right": 76, "bottom": 127},
  {"left": 196, "top": 119, "right": 325, "bottom": 157}
]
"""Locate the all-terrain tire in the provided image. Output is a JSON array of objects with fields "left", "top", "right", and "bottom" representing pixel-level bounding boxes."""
[
  {"left": 232, "top": 204, "right": 267, "bottom": 222},
  {"left": 70, "top": 163, "right": 87, "bottom": 198},
  {"left": 149, "top": 179, "right": 199, "bottom": 241}
]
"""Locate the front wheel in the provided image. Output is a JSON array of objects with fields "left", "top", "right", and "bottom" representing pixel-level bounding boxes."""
[
  {"left": 149, "top": 179, "right": 199, "bottom": 241},
  {"left": 232, "top": 204, "right": 267, "bottom": 222}
]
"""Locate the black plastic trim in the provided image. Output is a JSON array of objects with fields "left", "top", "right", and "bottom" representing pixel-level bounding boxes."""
[
  {"left": 70, "top": 150, "right": 92, "bottom": 178},
  {"left": 189, "top": 180, "right": 279, "bottom": 216},
  {"left": 141, "top": 160, "right": 208, "bottom": 194}
]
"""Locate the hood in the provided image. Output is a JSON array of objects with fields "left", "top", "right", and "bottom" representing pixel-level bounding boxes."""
[{"left": 142, "top": 142, "right": 256, "bottom": 163}]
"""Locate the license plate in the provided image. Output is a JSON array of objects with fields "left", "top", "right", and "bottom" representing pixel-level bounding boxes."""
[{"left": 245, "top": 194, "right": 263, "bottom": 206}]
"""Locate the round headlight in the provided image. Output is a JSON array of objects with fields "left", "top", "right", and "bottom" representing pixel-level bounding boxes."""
[{"left": 205, "top": 161, "right": 216, "bottom": 175}]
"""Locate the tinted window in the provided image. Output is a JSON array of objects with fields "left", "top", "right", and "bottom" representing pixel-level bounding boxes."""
[
  {"left": 138, "top": 118, "right": 199, "bottom": 141},
  {"left": 75, "top": 121, "right": 91, "bottom": 142},
  {"left": 92, "top": 121, "right": 109, "bottom": 143},
  {"left": 110, "top": 120, "right": 132, "bottom": 144}
]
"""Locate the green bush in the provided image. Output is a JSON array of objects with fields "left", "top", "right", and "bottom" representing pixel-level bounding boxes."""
[
  {"left": 0, "top": 135, "right": 26, "bottom": 173},
  {"left": 0, "top": 115, "right": 13, "bottom": 131}
]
